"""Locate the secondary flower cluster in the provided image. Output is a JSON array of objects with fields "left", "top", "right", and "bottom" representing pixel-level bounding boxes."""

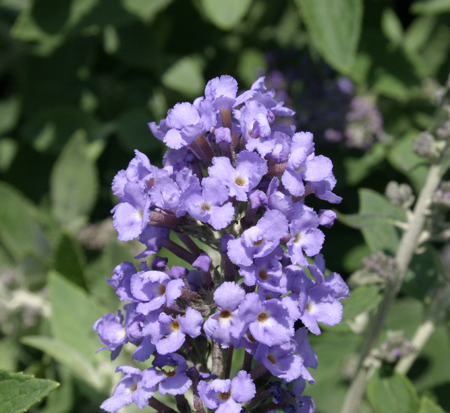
[
  {"left": 94, "top": 75, "right": 349, "bottom": 413},
  {"left": 261, "top": 50, "right": 386, "bottom": 150}
]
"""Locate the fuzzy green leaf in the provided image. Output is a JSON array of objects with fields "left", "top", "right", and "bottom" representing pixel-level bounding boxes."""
[
  {"left": 50, "top": 130, "right": 98, "bottom": 232},
  {"left": 367, "top": 370, "right": 420, "bottom": 413},
  {"left": 0, "top": 370, "right": 58, "bottom": 413},
  {"left": 200, "top": 0, "right": 252, "bottom": 30},
  {"left": 295, "top": 0, "right": 363, "bottom": 72}
]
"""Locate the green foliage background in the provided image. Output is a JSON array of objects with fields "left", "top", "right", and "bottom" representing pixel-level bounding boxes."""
[{"left": 0, "top": 0, "right": 450, "bottom": 412}]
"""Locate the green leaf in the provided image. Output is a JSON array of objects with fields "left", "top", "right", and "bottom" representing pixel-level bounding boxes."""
[
  {"left": 0, "top": 96, "right": 21, "bottom": 135},
  {"left": 0, "top": 339, "right": 19, "bottom": 371},
  {"left": 21, "top": 107, "right": 103, "bottom": 154},
  {"left": 419, "top": 397, "right": 446, "bottom": 413},
  {"left": 388, "top": 130, "right": 427, "bottom": 192},
  {"left": 411, "top": 0, "right": 450, "bottom": 15},
  {"left": 200, "top": 0, "right": 253, "bottom": 30},
  {"left": 0, "top": 182, "right": 42, "bottom": 261},
  {"left": 0, "top": 138, "right": 18, "bottom": 173},
  {"left": 338, "top": 189, "right": 406, "bottom": 254},
  {"left": 358, "top": 30, "right": 421, "bottom": 99},
  {"left": 116, "top": 108, "right": 159, "bottom": 152},
  {"left": 367, "top": 370, "right": 420, "bottom": 413},
  {"left": 402, "top": 244, "right": 439, "bottom": 300},
  {"left": 50, "top": 130, "right": 98, "bottom": 232},
  {"left": 39, "top": 366, "right": 73, "bottom": 413},
  {"left": 308, "top": 330, "right": 361, "bottom": 382},
  {"left": 10, "top": 0, "right": 100, "bottom": 54},
  {"left": 295, "top": 0, "right": 363, "bottom": 73},
  {"left": 0, "top": 370, "right": 58, "bottom": 413},
  {"left": 31, "top": 0, "right": 71, "bottom": 34},
  {"left": 162, "top": 56, "right": 205, "bottom": 97},
  {"left": 386, "top": 298, "right": 423, "bottom": 339},
  {"left": 53, "top": 233, "right": 87, "bottom": 290},
  {"left": 413, "top": 325, "right": 450, "bottom": 392},
  {"left": 344, "top": 142, "right": 387, "bottom": 185},
  {"left": 85, "top": 239, "right": 132, "bottom": 310},
  {"left": 121, "top": 0, "right": 173, "bottom": 22},
  {"left": 237, "top": 49, "right": 267, "bottom": 87},
  {"left": 48, "top": 271, "right": 107, "bottom": 364},
  {"left": 381, "top": 8, "right": 404, "bottom": 45},
  {"left": 342, "top": 285, "right": 382, "bottom": 319},
  {"left": 20, "top": 336, "right": 102, "bottom": 389},
  {"left": 414, "top": 25, "right": 450, "bottom": 78},
  {"left": 10, "top": 9, "right": 65, "bottom": 55},
  {"left": 404, "top": 15, "right": 436, "bottom": 54}
]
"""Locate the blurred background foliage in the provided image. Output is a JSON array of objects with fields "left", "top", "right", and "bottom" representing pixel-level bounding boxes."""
[{"left": 1, "top": 0, "right": 450, "bottom": 412}]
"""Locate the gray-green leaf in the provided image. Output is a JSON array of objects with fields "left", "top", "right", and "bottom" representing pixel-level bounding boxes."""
[
  {"left": 50, "top": 130, "right": 98, "bottom": 232},
  {"left": 200, "top": 0, "right": 253, "bottom": 31},
  {"left": 367, "top": 370, "right": 420, "bottom": 413},
  {"left": 0, "top": 370, "right": 58, "bottom": 413},
  {"left": 295, "top": 0, "right": 363, "bottom": 73}
]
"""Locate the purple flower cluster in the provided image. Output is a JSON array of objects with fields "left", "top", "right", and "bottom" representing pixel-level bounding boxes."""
[{"left": 94, "top": 75, "right": 349, "bottom": 413}]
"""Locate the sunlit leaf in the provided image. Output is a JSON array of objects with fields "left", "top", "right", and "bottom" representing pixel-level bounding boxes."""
[
  {"left": 0, "top": 182, "right": 41, "bottom": 261},
  {"left": 0, "top": 370, "right": 58, "bottom": 413},
  {"left": 162, "top": 56, "right": 205, "bottom": 97},
  {"left": 20, "top": 336, "right": 102, "bottom": 389},
  {"left": 48, "top": 271, "right": 107, "bottom": 364},
  {"left": 50, "top": 130, "right": 98, "bottom": 231},
  {"left": 419, "top": 397, "right": 446, "bottom": 413},
  {"left": 121, "top": 0, "right": 173, "bottom": 22},
  {"left": 367, "top": 370, "right": 420, "bottom": 413},
  {"left": 200, "top": 0, "right": 252, "bottom": 30},
  {"left": 295, "top": 0, "right": 363, "bottom": 72}
]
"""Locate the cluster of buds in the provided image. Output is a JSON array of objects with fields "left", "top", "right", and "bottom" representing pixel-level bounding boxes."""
[{"left": 93, "top": 75, "right": 349, "bottom": 413}]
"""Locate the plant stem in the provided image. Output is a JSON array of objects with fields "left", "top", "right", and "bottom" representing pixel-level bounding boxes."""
[
  {"left": 211, "top": 341, "right": 228, "bottom": 379},
  {"left": 148, "top": 397, "right": 178, "bottom": 413},
  {"left": 341, "top": 161, "right": 444, "bottom": 413},
  {"left": 395, "top": 318, "right": 436, "bottom": 374}
]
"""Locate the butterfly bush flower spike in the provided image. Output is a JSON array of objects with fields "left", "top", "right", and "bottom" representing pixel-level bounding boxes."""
[{"left": 94, "top": 75, "right": 349, "bottom": 413}]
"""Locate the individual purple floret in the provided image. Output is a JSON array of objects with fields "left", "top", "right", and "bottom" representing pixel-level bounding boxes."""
[
  {"left": 93, "top": 311, "right": 127, "bottom": 360},
  {"left": 287, "top": 210, "right": 325, "bottom": 266},
  {"left": 152, "top": 307, "right": 204, "bottom": 355},
  {"left": 208, "top": 150, "right": 268, "bottom": 201},
  {"left": 149, "top": 99, "right": 216, "bottom": 150},
  {"left": 100, "top": 366, "right": 157, "bottom": 412},
  {"left": 111, "top": 182, "right": 151, "bottom": 241},
  {"left": 198, "top": 370, "right": 256, "bottom": 413},
  {"left": 142, "top": 353, "right": 192, "bottom": 396},
  {"left": 106, "top": 261, "right": 137, "bottom": 302},
  {"left": 179, "top": 176, "right": 234, "bottom": 230},
  {"left": 238, "top": 293, "right": 294, "bottom": 346},
  {"left": 204, "top": 282, "right": 247, "bottom": 347},
  {"left": 130, "top": 270, "right": 184, "bottom": 315},
  {"left": 227, "top": 209, "right": 288, "bottom": 267}
]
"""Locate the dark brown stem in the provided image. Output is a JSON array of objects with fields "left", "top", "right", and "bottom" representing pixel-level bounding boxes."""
[
  {"left": 148, "top": 397, "right": 177, "bottom": 413},
  {"left": 225, "top": 345, "right": 234, "bottom": 379},
  {"left": 175, "top": 394, "right": 191, "bottom": 413},
  {"left": 163, "top": 239, "right": 197, "bottom": 264},
  {"left": 176, "top": 232, "right": 203, "bottom": 256},
  {"left": 243, "top": 351, "right": 253, "bottom": 373},
  {"left": 250, "top": 363, "right": 270, "bottom": 383}
]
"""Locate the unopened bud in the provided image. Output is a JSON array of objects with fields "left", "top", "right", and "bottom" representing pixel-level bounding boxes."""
[
  {"left": 385, "top": 181, "right": 415, "bottom": 209},
  {"left": 376, "top": 330, "right": 414, "bottom": 363},
  {"left": 433, "top": 181, "right": 450, "bottom": 208},
  {"left": 362, "top": 251, "right": 397, "bottom": 280},
  {"left": 413, "top": 132, "right": 434, "bottom": 157}
]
